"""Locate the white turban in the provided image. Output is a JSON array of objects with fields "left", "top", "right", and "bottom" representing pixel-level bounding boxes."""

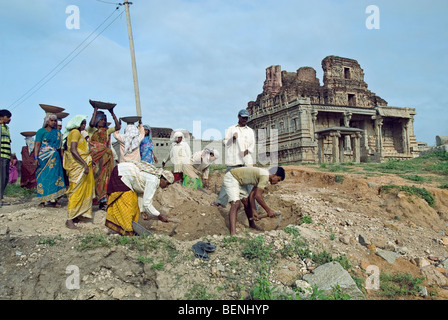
[
  {"left": 209, "top": 148, "right": 219, "bottom": 159},
  {"left": 171, "top": 131, "right": 184, "bottom": 142}
]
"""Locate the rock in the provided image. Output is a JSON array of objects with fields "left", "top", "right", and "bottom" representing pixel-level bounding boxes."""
[
  {"left": 418, "top": 286, "right": 428, "bottom": 297},
  {"left": 383, "top": 241, "right": 396, "bottom": 251},
  {"left": 302, "top": 261, "right": 365, "bottom": 300},
  {"left": 437, "top": 257, "right": 448, "bottom": 270},
  {"left": 442, "top": 237, "right": 448, "bottom": 246},
  {"left": 111, "top": 287, "right": 126, "bottom": 300},
  {"left": 360, "top": 261, "right": 370, "bottom": 271},
  {"left": 428, "top": 255, "right": 440, "bottom": 262},
  {"left": 435, "top": 266, "right": 447, "bottom": 274},
  {"left": 339, "top": 235, "right": 351, "bottom": 245},
  {"left": 274, "top": 260, "right": 302, "bottom": 286},
  {"left": 0, "top": 226, "right": 9, "bottom": 236},
  {"left": 420, "top": 265, "right": 448, "bottom": 287},
  {"left": 371, "top": 236, "right": 387, "bottom": 249},
  {"left": 396, "top": 246, "right": 410, "bottom": 255},
  {"left": 367, "top": 182, "right": 379, "bottom": 189},
  {"left": 358, "top": 234, "right": 370, "bottom": 246},
  {"left": 376, "top": 250, "right": 402, "bottom": 264},
  {"left": 415, "top": 257, "right": 431, "bottom": 268},
  {"left": 216, "top": 263, "right": 225, "bottom": 272},
  {"left": 294, "top": 280, "right": 313, "bottom": 299}
]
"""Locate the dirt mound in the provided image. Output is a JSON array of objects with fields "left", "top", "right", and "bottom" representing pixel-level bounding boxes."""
[{"left": 1, "top": 165, "right": 448, "bottom": 300}]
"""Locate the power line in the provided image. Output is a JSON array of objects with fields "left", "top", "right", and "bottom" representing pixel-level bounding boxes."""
[
  {"left": 9, "top": 7, "right": 124, "bottom": 110},
  {"left": 95, "top": 0, "right": 121, "bottom": 5}
]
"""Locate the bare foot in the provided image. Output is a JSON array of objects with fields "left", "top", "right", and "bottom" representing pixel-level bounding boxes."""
[
  {"left": 141, "top": 212, "right": 150, "bottom": 220},
  {"left": 249, "top": 223, "right": 264, "bottom": 232},
  {"left": 65, "top": 220, "right": 79, "bottom": 230},
  {"left": 158, "top": 214, "right": 169, "bottom": 223}
]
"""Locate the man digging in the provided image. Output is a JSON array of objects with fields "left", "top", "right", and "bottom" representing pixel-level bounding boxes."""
[{"left": 222, "top": 166, "right": 285, "bottom": 235}]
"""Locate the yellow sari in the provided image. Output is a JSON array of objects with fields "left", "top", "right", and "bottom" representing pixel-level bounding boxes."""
[
  {"left": 63, "top": 129, "right": 95, "bottom": 220},
  {"left": 105, "top": 191, "right": 140, "bottom": 235}
]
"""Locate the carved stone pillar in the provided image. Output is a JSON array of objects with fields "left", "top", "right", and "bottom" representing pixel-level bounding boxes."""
[
  {"left": 340, "top": 134, "right": 345, "bottom": 163},
  {"left": 331, "top": 131, "right": 341, "bottom": 163},
  {"left": 373, "top": 116, "right": 383, "bottom": 159},
  {"left": 311, "top": 110, "right": 318, "bottom": 142},
  {"left": 402, "top": 119, "right": 410, "bottom": 154},
  {"left": 317, "top": 134, "right": 324, "bottom": 164},
  {"left": 344, "top": 111, "right": 352, "bottom": 151},
  {"left": 353, "top": 132, "right": 362, "bottom": 163}
]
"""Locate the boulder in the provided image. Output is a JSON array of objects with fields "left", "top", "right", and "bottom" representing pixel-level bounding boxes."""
[
  {"left": 376, "top": 250, "right": 402, "bottom": 264},
  {"left": 303, "top": 261, "right": 364, "bottom": 300}
]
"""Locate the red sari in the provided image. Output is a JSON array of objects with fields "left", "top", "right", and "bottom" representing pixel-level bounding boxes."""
[
  {"left": 88, "top": 128, "right": 114, "bottom": 203},
  {"left": 20, "top": 146, "right": 37, "bottom": 189}
]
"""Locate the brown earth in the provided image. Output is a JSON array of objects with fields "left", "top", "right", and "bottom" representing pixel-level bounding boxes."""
[{"left": 0, "top": 165, "right": 447, "bottom": 300}]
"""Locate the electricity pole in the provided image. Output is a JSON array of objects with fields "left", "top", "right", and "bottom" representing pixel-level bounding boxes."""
[{"left": 123, "top": 1, "right": 141, "bottom": 117}]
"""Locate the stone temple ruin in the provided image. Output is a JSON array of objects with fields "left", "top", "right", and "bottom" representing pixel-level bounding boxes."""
[{"left": 246, "top": 55, "right": 420, "bottom": 164}]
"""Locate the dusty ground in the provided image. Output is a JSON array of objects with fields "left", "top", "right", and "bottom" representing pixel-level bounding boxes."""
[{"left": 0, "top": 165, "right": 448, "bottom": 301}]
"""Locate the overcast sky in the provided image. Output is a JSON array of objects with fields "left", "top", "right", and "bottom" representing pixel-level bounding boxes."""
[{"left": 1, "top": 0, "right": 447, "bottom": 160}]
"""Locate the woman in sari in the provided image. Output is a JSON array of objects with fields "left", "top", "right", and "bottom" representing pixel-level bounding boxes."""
[
  {"left": 140, "top": 125, "right": 158, "bottom": 164},
  {"left": 113, "top": 120, "right": 145, "bottom": 163},
  {"left": 8, "top": 153, "right": 18, "bottom": 184},
  {"left": 34, "top": 114, "right": 66, "bottom": 208},
  {"left": 105, "top": 161, "right": 174, "bottom": 235},
  {"left": 63, "top": 115, "right": 95, "bottom": 230},
  {"left": 87, "top": 107, "right": 120, "bottom": 210},
  {"left": 20, "top": 135, "right": 37, "bottom": 189}
]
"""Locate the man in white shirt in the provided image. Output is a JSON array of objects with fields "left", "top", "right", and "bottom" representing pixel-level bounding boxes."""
[
  {"left": 162, "top": 131, "right": 192, "bottom": 184},
  {"left": 212, "top": 109, "right": 255, "bottom": 207}
]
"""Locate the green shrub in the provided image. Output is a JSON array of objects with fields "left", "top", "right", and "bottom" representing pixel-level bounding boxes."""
[
  {"left": 379, "top": 272, "right": 424, "bottom": 298},
  {"left": 300, "top": 216, "right": 313, "bottom": 224},
  {"left": 250, "top": 275, "right": 276, "bottom": 300},
  {"left": 334, "top": 175, "right": 344, "bottom": 183},
  {"left": 399, "top": 174, "right": 425, "bottom": 183},
  {"left": 242, "top": 236, "right": 272, "bottom": 261},
  {"left": 4, "top": 183, "right": 35, "bottom": 198},
  {"left": 381, "top": 185, "right": 435, "bottom": 207}
]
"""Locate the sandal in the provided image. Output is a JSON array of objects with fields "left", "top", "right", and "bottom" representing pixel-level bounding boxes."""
[
  {"left": 192, "top": 243, "right": 209, "bottom": 261},
  {"left": 197, "top": 241, "right": 216, "bottom": 252},
  {"left": 1, "top": 200, "right": 11, "bottom": 206}
]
